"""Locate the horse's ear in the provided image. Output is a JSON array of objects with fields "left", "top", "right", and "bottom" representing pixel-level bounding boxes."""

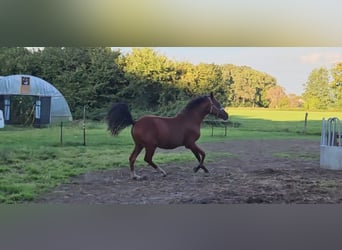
[{"left": 210, "top": 92, "right": 214, "bottom": 99}]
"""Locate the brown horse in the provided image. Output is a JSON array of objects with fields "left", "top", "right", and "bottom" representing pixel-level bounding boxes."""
[{"left": 107, "top": 92, "right": 229, "bottom": 180}]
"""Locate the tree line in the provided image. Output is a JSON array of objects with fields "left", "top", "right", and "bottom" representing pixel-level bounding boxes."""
[
  {"left": 1, "top": 47, "right": 332, "bottom": 120},
  {"left": 302, "top": 65, "right": 342, "bottom": 110}
]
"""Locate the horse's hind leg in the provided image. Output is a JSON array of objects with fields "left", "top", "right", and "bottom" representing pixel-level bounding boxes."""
[
  {"left": 144, "top": 146, "right": 167, "bottom": 177},
  {"left": 129, "top": 144, "right": 143, "bottom": 180}
]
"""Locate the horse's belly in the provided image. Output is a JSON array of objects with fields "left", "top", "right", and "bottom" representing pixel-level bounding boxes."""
[
  {"left": 157, "top": 136, "right": 184, "bottom": 149},
  {"left": 158, "top": 145, "right": 182, "bottom": 150},
  {"left": 157, "top": 126, "right": 200, "bottom": 149}
]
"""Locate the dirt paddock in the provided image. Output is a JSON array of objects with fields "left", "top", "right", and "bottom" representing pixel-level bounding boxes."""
[{"left": 35, "top": 139, "right": 342, "bottom": 204}]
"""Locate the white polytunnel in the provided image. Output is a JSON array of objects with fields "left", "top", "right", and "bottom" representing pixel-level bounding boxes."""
[{"left": 0, "top": 74, "right": 72, "bottom": 126}]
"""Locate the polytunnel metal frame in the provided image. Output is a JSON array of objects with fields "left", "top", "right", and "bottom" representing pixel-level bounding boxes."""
[
  {"left": 320, "top": 117, "right": 342, "bottom": 170},
  {"left": 0, "top": 74, "right": 72, "bottom": 126}
]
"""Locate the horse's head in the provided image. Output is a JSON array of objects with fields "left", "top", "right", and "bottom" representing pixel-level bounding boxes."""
[{"left": 208, "top": 92, "right": 229, "bottom": 120}]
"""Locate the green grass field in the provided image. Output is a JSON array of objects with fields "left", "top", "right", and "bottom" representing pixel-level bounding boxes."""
[
  {"left": 228, "top": 108, "right": 341, "bottom": 135},
  {"left": 0, "top": 109, "right": 340, "bottom": 203}
]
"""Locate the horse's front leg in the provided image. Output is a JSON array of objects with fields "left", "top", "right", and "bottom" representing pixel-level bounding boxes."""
[{"left": 186, "top": 143, "right": 209, "bottom": 173}]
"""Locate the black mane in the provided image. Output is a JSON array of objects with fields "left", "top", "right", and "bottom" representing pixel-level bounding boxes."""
[{"left": 181, "top": 95, "right": 209, "bottom": 114}]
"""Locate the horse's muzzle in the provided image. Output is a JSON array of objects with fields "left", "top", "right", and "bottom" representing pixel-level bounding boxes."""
[{"left": 219, "top": 110, "right": 229, "bottom": 120}]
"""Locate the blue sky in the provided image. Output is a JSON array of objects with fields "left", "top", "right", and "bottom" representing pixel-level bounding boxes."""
[{"left": 116, "top": 47, "right": 342, "bottom": 95}]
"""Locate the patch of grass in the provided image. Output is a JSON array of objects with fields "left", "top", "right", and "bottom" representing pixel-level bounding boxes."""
[
  {"left": 0, "top": 166, "right": 11, "bottom": 173},
  {"left": 227, "top": 108, "right": 341, "bottom": 136},
  {"left": 273, "top": 152, "right": 319, "bottom": 160},
  {"left": 0, "top": 182, "right": 36, "bottom": 203},
  {"left": 318, "top": 180, "right": 339, "bottom": 189}
]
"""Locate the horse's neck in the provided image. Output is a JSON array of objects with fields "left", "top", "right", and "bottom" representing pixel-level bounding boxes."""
[{"left": 177, "top": 110, "right": 207, "bottom": 125}]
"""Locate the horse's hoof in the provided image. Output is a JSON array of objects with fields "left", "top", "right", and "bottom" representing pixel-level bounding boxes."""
[
  {"left": 132, "top": 175, "right": 147, "bottom": 180},
  {"left": 193, "top": 166, "right": 200, "bottom": 173},
  {"left": 158, "top": 167, "right": 167, "bottom": 177},
  {"left": 202, "top": 166, "right": 209, "bottom": 173}
]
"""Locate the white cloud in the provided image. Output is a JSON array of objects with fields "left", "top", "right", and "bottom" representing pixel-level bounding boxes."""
[{"left": 300, "top": 52, "right": 342, "bottom": 65}]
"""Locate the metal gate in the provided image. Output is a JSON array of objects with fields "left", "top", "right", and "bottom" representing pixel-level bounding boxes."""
[{"left": 320, "top": 117, "right": 342, "bottom": 170}]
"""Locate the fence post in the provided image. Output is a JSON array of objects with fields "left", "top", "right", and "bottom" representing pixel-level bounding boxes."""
[
  {"left": 83, "top": 106, "right": 86, "bottom": 146},
  {"left": 60, "top": 121, "right": 63, "bottom": 146},
  {"left": 303, "top": 112, "right": 308, "bottom": 134}
]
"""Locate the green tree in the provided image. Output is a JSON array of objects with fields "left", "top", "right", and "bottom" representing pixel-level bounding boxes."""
[
  {"left": 219, "top": 64, "right": 235, "bottom": 106},
  {"left": 331, "top": 62, "right": 342, "bottom": 108},
  {"left": 175, "top": 63, "right": 229, "bottom": 105},
  {"left": 119, "top": 48, "right": 180, "bottom": 110},
  {"left": 266, "top": 85, "right": 286, "bottom": 108},
  {"left": 257, "top": 73, "right": 277, "bottom": 107},
  {"left": 0, "top": 47, "right": 39, "bottom": 75},
  {"left": 37, "top": 47, "right": 124, "bottom": 118},
  {"left": 196, "top": 63, "right": 225, "bottom": 99},
  {"left": 303, "top": 67, "right": 332, "bottom": 109},
  {"left": 0, "top": 47, "right": 288, "bottom": 118},
  {"left": 175, "top": 61, "right": 198, "bottom": 96},
  {"left": 223, "top": 65, "right": 276, "bottom": 107}
]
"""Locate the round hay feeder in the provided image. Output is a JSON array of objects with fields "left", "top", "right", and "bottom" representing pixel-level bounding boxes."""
[{"left": 320, "top": 117, "right": 342, "bottom": 170}]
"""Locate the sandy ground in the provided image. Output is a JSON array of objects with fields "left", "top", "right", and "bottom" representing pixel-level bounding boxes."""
[{"left": 35, "top": 139, "right": 342, "bottom": 204}]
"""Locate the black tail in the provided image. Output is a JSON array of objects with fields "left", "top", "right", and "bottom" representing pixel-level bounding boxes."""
[{"left": 107, "top": 103, "right": 134, "bottom": 136}]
